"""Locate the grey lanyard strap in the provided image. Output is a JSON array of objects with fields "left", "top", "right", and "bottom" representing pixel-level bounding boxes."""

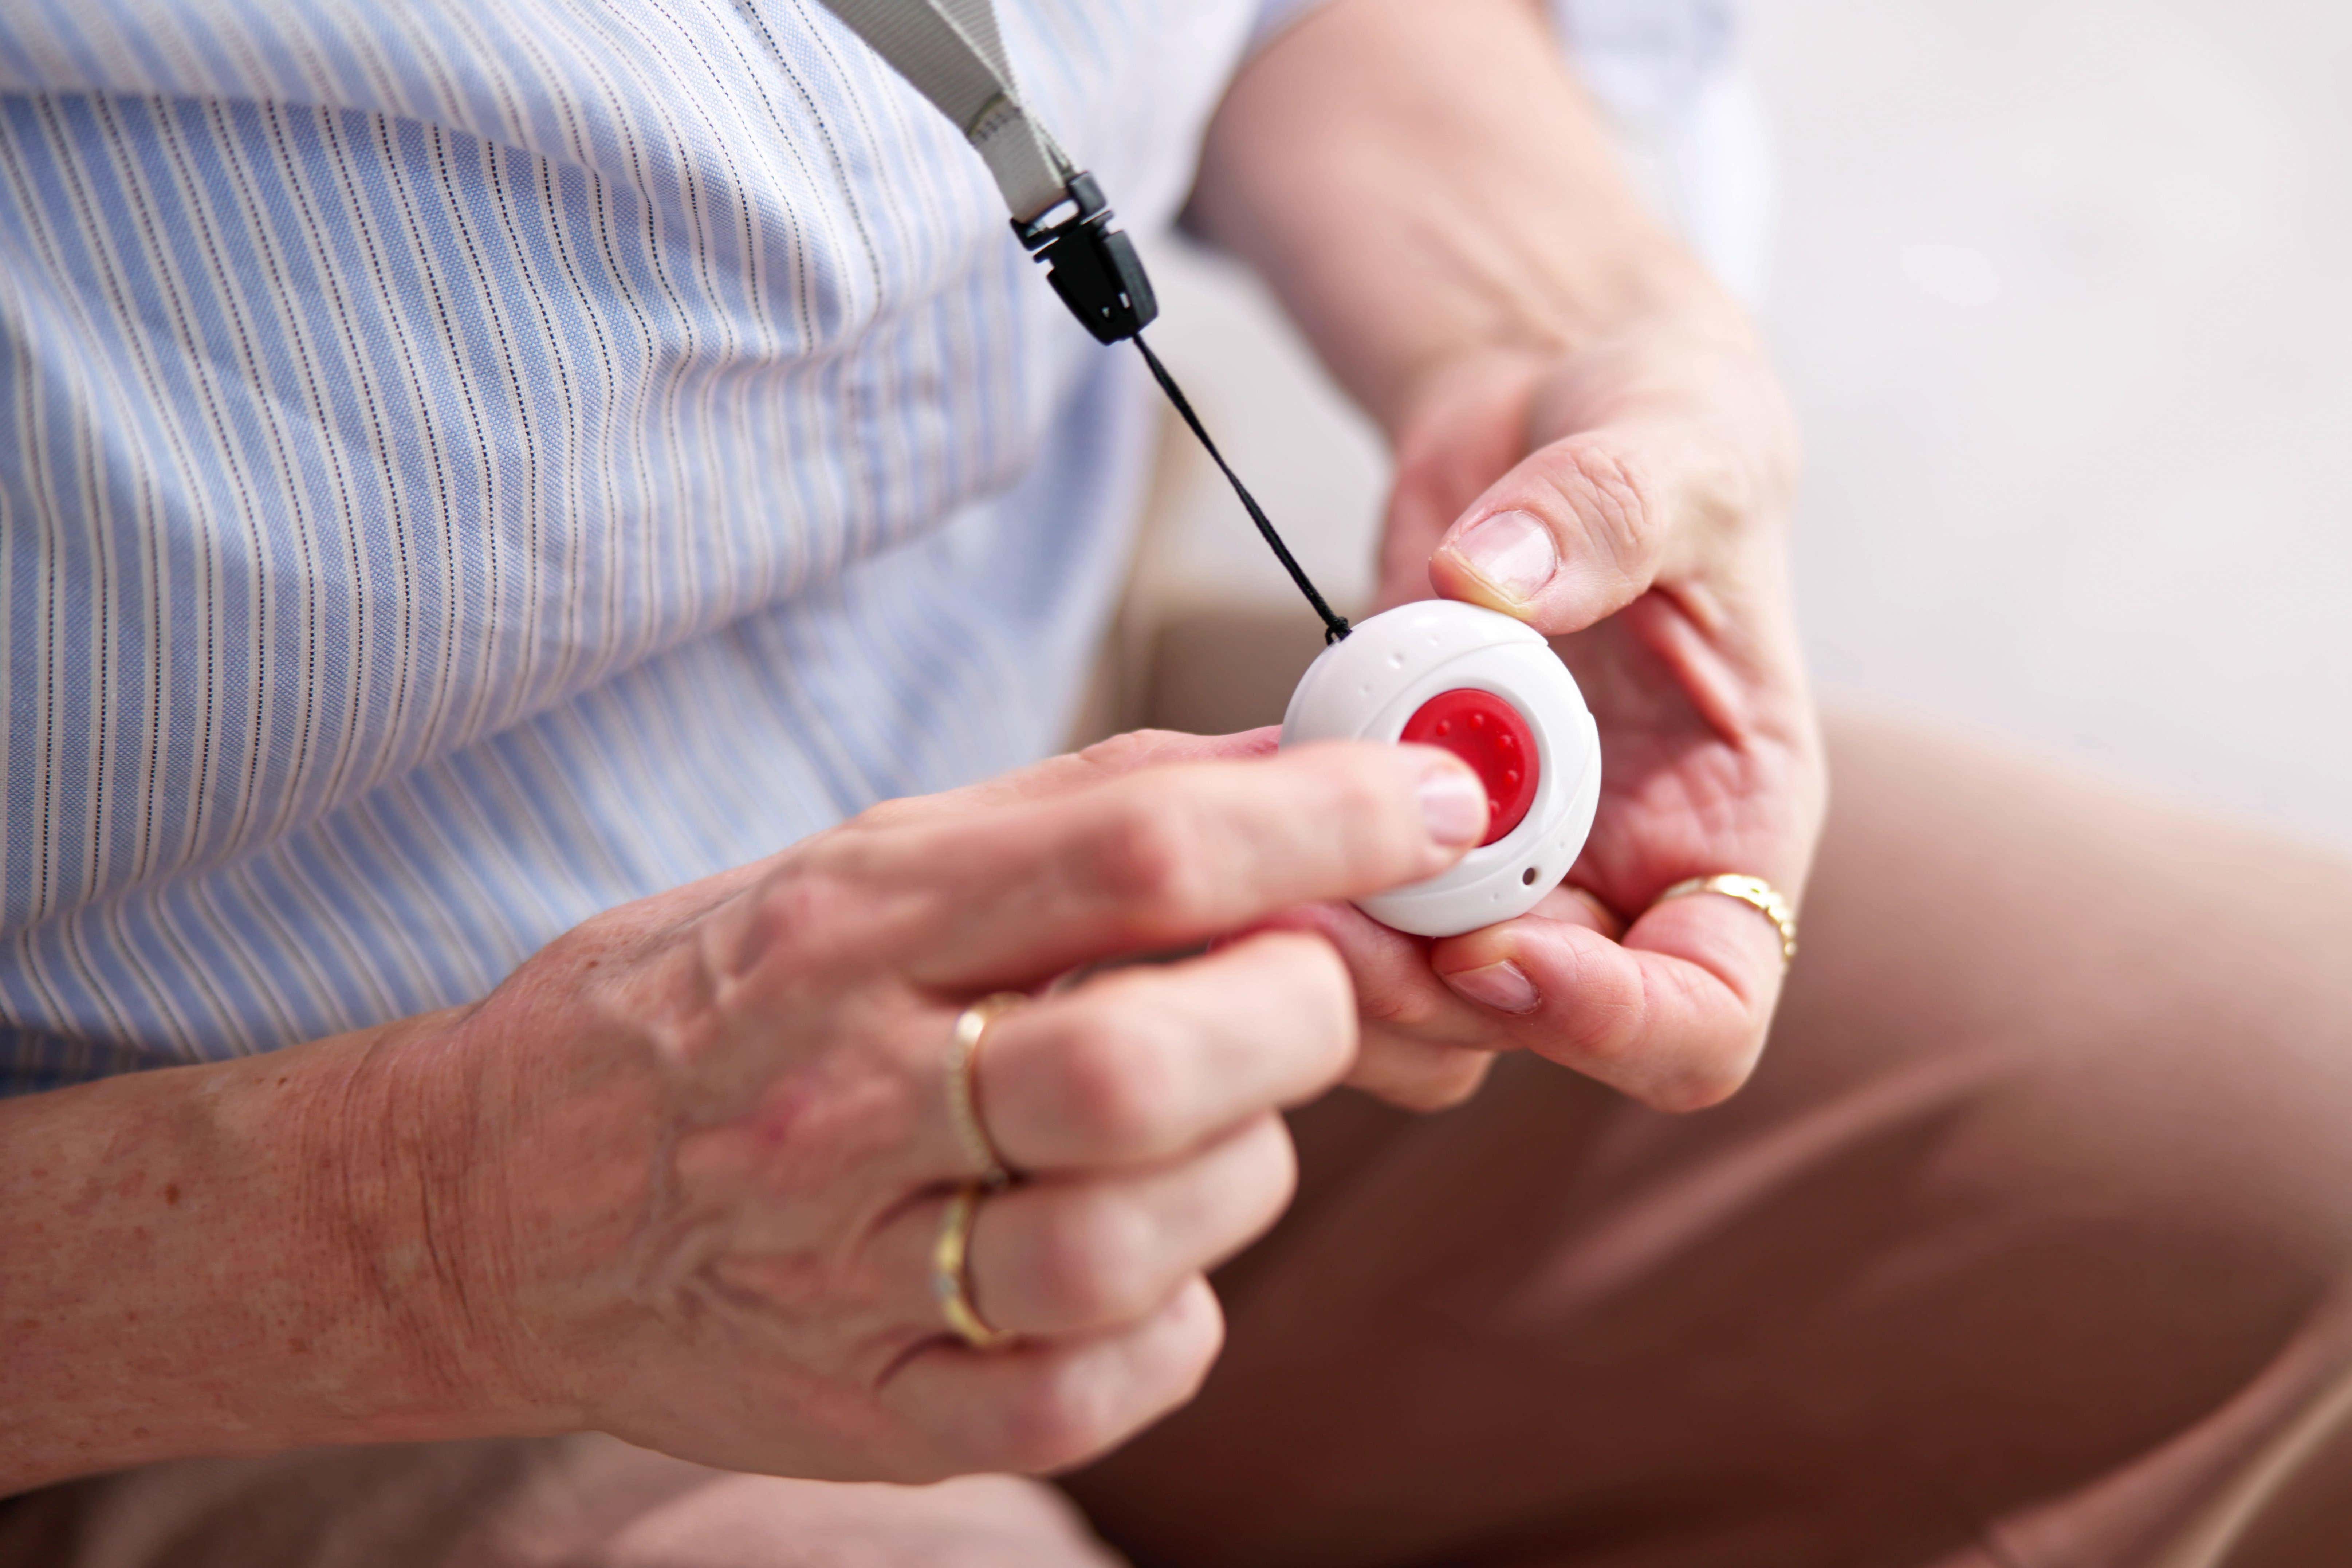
[
  {"left": 815, "top": 0, "right": 1159, "bottom": 346},
  {"left": 813, "top": 0, "right": 1071, "bottom": 224},
  {"left": 813, "top": 0, "right": 1352, "bottom": 641}
]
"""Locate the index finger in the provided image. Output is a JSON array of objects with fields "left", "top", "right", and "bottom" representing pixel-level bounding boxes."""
[
  {"left": 853, "top": 728, "right": 1281, "bottom": 832},
  {"left": 881, "top": 740, "right": 1488, "bottom": 990}
]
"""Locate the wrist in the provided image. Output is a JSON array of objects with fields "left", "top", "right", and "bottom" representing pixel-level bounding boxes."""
[
  {"left": 1376, "top": 285, "right": 1758, "bottom": 450},
  {"left": 239, "top": 1010, "right": 558, "bottom": 1443},
  {"left": 1197, "top": 0, "right": 1760, "bottom": 438},
  {"left": 0, "top": 1015, "right": 552, "bottom": 1493}
]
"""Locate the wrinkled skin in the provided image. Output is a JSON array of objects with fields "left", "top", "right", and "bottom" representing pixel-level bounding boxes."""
[
  {"left": 379, "top": 734, "right": 1491, "bottom": 1481},
  {"left": 1269, "top": 327, "right": 1824, "bottom": 1115}
]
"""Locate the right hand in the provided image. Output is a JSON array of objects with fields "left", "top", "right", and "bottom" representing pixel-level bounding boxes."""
[{"left": 373, "top": 730, "right": 1487, "bottom": 1481}]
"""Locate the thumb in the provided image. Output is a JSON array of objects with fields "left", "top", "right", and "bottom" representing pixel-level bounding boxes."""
[{"left": 1428, "top": 421, "right": 1677, "bottom": 638}]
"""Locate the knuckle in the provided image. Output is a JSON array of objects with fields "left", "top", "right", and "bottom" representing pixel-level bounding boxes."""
[
  {"left": 1556, "top": 978, "right": 1647, "bottom": 1072},
  {"left": 1240, "top": 1114, "right": 1301, "bottom": 1218},
  {"left": 1360, "top": 975, "right": 1447, "bottom": 1035},
  {"left": 1297, "top": 962, "right": 1361, "bottom": 1081},
  {"left": 1311, "top": 751, "right": 1392, "bottom": 818},
  {"left": 1573, "top": 1021, "right": 1640, "bottom": 1075},
  {"left": 1030, "top": 1192, "right": 1154, "bottom": 1325},
  {"left": 1162, "top": 1276, "right": 1226, "bottom": 1397},
  {"left": 705, "top": 853, "right": 876, "bottom": 985},
  {"left": 1649, "top": 1034, "right": 1765, "bottom": 1114},
  {"left": 1074, "top": 728, "right": 1185, "bottom": 772},
  {"left": 995, "top": 1363, "right": 1122, "bottom": 1475},
  {"left": 1088, "top": 794, "right": 1214, "bottom": 929},
  {"left": 1547, "top": 439, "right": 1661, "bottom": 578},
  {"left": 1253, "top": 928, "right": 1353, "bottom": 1020},
  {"left": 991, "top": 1280, "right": 1224, "bottom": 1471},
  {"left": 841, "top": 794, "right": 923, "bottom": 832},
  {"left": 1050, "top": 1007, "right": 1182, "bottom": 1156},
  {"left": 749, "top": 868, "right": 854, "bottom": 959},
  {"left": 1222, "top": 932, "right": 1356, "bottom": 1090},
  {"left": 1382, "top": 1050, "right": 1495, "bottom": 1113},
  {"left": 1319, "top": 762, "right": 1423, "bottom": 869}
]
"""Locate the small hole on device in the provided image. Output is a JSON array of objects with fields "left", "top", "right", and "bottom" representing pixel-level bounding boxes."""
[{"left": 1522, "top": 866, "right": 1540, "bottom": 886}]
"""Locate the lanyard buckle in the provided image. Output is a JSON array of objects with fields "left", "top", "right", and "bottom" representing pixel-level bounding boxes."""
[{"left": 1013, "top": 172, "right": 1159, "bottom": 344}]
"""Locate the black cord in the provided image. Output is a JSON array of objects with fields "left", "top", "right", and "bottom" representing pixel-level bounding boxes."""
[{"left": 1133, "top": 335, "right": 1350, "bottom": 644}]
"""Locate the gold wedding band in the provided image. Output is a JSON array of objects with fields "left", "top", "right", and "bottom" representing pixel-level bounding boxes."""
[
  {"left": 947, "top": 992, "right": 1025, "bottom": 1188},
  {"left": 937, "top": 996, "right": 1025, "bottom": 1347},
  {"left": 933, "top": 1182, "right": 1015, "bottom": 1350},
  {"left": 1657, "top": 873, "right": 1799, "bottom": 966}
]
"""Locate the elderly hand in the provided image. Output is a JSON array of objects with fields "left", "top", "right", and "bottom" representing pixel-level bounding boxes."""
[
  {"left": 374, "top": 733, "right": 1487, "bottom": 1482},
  {"left": 1273, "top": 313, "right": 1825, "bottom": 1114},
  {"left": 1184, "top": 0, "right": 1825, "bottom": 1117}
]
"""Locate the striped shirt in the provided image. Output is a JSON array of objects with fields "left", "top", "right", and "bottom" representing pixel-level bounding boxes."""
[
  {"left": 0, "top": 0, "right": 1271, "bottom": 1093},
  {"left": 0, "top": 0, "right": 1738, "bottom": 1096}
]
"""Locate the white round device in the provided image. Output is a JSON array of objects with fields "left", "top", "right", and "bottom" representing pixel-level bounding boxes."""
[{"left": 1280, "top": 600, "right": 1601, "bottom": 938}]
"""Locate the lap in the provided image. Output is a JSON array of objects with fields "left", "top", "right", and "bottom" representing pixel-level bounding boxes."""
[
  {"left": 1065, "top": 711, "right": 2352, "bottom": 1568},
  {"left": 0, "top": 1435, "right": 1120, "bottom": 1568},
  {"left": 11, "top": 710, "right": 2351, "bottom": 1568}
]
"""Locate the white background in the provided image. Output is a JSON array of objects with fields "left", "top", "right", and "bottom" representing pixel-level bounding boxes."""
[{"left": 1139, "top": 0, "right": 2352, "bottom": 852}]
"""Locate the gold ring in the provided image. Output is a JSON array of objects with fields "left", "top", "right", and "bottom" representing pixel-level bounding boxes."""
[
  {"left": 1656, "top": 873, "right": 1798, "bottom": 966},
  {"left": 947, "top": 992, "right": 1024, "bottom": 1187},
  {"left": 933, "top": 1182, "right": 1015, "bottom": 1349}
]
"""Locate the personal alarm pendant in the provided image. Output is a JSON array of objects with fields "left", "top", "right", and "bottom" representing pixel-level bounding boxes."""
[{"left": 1282, "top": 601, "right": 1601, "bottom": 936}]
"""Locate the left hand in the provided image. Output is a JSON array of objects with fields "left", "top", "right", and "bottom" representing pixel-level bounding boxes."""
[{"left": 1274, "top": 311, "right": 1826, "bottom": 1112}]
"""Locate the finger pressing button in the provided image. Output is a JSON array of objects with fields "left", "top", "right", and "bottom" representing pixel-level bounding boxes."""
[{"left": 1400, "top": 688, "right": 1539, "bottom": 846}]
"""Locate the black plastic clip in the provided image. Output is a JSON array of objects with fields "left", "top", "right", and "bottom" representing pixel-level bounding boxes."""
[{"left": 1014, "top": 172, "right": 1159, "bottom": 345}]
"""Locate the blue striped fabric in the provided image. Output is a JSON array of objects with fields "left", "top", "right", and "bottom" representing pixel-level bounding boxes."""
[{"left": 0, "top": 0, "right": 1269, "bottom": 1094}]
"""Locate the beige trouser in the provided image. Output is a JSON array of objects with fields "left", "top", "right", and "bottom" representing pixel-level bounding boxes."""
[{"left": 8, "top": 626, "right": 2352, "bottom": 1568}]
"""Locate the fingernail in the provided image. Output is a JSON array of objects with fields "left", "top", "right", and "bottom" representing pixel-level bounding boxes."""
[
  {"left": 1418, "top": 763, "right": 1489, "bottom": 846},
  {"left": 1443, "top": 960, "right": 1541, "bottom": 1015},
  {"left": 1444, "top": 510, "right": 1557, "bottom": 603}
]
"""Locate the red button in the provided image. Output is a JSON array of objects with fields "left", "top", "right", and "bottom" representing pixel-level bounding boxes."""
[{"left": 1400, "top": 688, "right": 1539, "bottom": 847}]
